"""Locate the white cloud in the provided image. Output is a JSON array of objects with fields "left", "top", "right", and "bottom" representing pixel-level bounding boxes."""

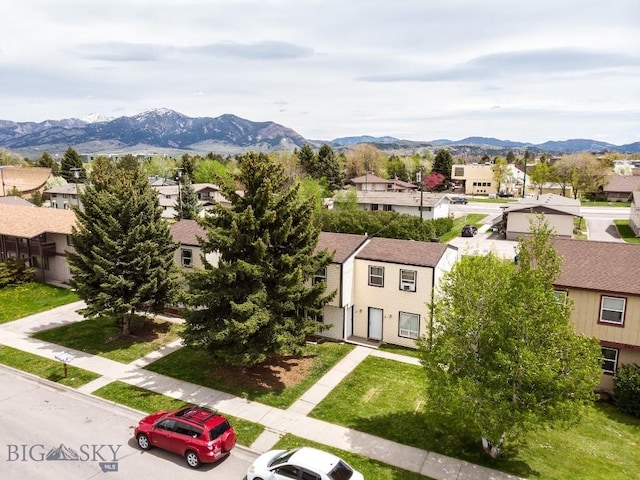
[{"left": 0, "top": 0, "right": 638, "bottom": 144}]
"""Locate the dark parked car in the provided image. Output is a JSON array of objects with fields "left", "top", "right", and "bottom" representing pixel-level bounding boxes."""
[
  {"left": 134, "top": 406, "right": 236, "bottom": 468},
  {"left": 461, "top": 224, "right": 478, "bottom": 237},
  {"left": 451, "top": 196, "right": 468, "bottom": 204}
]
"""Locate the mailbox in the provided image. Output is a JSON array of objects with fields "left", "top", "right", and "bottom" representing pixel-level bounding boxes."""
[{"left": 54, "top": 351, "right": 76, "bottom": 377}]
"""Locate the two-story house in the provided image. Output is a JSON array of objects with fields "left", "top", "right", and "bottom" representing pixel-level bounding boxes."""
[
  {"left": 350, "top": 174, "right": 417, "bottom": 193},
  {"left": 170, "top": 219, "right": 219, "bottom": 269},
  {"left": 154, "top": 183, "right": 228, "bottom": 218},
  {"left": 0, "top": 204, "right": 76, "bottom": 284},
  {"left": 46, "top": 184, "right": 84, "bottom": 210},
  {"left": 553, "top": 239, "right": 640, "bottom": 393}
]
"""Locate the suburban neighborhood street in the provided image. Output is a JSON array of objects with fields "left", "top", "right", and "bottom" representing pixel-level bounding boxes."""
[{"left": 0, "top": 368, "right": 258, "bottom": 480}]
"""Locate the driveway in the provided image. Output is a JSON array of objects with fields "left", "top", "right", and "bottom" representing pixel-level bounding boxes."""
[
  {"left": 586, "top": 217, "right": 623, "bottom": 242},
  {"left": 448, "top": 227, "right": 519, "bottom": 259}
]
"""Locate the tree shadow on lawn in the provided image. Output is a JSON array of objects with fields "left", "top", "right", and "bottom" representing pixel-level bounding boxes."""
[
  {"left": 597, "top": 401, "right": 640, "bottom": 429},
  {"left": 344, "top": 411, "right": 537, "bottom": 479}
]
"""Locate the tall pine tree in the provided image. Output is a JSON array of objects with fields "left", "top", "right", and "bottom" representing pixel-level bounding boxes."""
[
  {"left": 432, "top": 148, "right": 453, "bottom": 180},
  {"left": 67, "top": 156, "right": 177, "bottom": 336},
  {"left": 183, "top": 152, "right": 334, "bottom": 366},
  {"left": 60, "top": 146, "right": 87, "bottom": 182},
  {"left": 175, "top": 174, "right": 201, "bottom": 220}
]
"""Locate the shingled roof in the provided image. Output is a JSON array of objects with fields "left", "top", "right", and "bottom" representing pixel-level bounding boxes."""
[
  {"left": 316, "top": 232, "right": 368, "bottom": 263},
  {"left": 170, "top": 219, "right": 206, "bottom": 246},
  {"left": 356, "top": 237, "right": 454, "bottom": 267},
  {"left": 553, "top": 239, "right": 640, "bottom": 296},
  {"left": 603, "top": 175, "right": 640, "bottom": 193},
  {"left": 0, "top": 204, "right": 76, "bottom": 237}
]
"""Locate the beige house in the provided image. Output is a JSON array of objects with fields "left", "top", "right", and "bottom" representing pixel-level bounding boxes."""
[
  {"left": 603, "top": 175, "right": 640, "bottom": 202},
  {"left": 630, "top": 191, "right": 640, "bottom": 236},
  {"left": 350, "top": 237, "right": 458, "bottom": 348},
  {"left": 349, "top": 174, "right": 417, "bottom": 193},
  {"left": 0, "top": 204, "right": 76, "bottom": 284},
  {"left": 503, "top": 194, "right": 580, "bottom": 240},
  {"left": 155, "top": 183, "right": 228, "bottom": 218},
  {"left": 354, "top": 191, "right": 450, "bottom": 220},
  {"left": 553, "top": 239, "right": 640, "bottom": 393},
  {"left": 169, "top": 219, "right": 219, "bottom": 269}
]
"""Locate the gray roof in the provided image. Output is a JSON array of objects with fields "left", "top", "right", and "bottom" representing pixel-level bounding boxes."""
[
  {"left": 356, "top": 237, "right": 454, "bottom": 268},
  {"left": 504, "top": 193, "right": 580, "bottom": 216},
  {"left": 355, "top": 191, "right": 447, "bottom": 207}
]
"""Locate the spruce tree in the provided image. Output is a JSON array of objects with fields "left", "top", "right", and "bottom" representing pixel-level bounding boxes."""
[
  {"left": 432, "top": 148, "right": 453, "bottom": 180},
  {"left": 175, "top": 174, "right": 201, "bottom": 220},
  {"left": 183, "top": 152, "right": 334, "bottom": 366},
  {"left": 67, "top": 156, "right": 177, "bottom": 336},
  {"left": 38, "top": 151, "right": 60, "bottom": 175},
  {"left": 317, "top": 144, "right": 344, "bottom": 191},
  {"left": 60, "top": 146, "right": 86, "bottom": 182}
]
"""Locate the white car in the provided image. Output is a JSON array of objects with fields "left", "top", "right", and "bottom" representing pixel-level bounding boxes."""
[{"left": 247, "top": 447, "right": 364, "bottom": 480}]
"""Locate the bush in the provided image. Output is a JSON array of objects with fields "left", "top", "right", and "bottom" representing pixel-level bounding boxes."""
[
  {"left": 613, "top": 363, "right": 640, "bottom": 417},
  {"left": 0, "top": 258, "right": 36, "bottom": 288}
]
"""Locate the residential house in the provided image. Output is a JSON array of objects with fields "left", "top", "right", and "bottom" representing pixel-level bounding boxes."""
[
  {"left": 502, "top": 194, "right": 580, "bottom": 240},
  {"left": 0, "top": 204, "right": 76, "bottom": 284},
  {"left": 0, "top": 196, "right": 34, "bottom": 207},
  {"left": 350, "top": 237, "right": 458, "bottom": 348},
  {"left": 354, "top": 191, "right": 450, "bottom": 220},
  {"left": 46, "top": 184, "right": 84, "bottom": 210},
  {"left": 170, "top": 219, "right": 219, "bottom": 269},
  {"left": 154, "top": 183, "right": 228, "bottom": 218},
  {"left": 553, "top": 239, "right": 640, "bottom": 393},
  {"left": 602, "top": 174, "right": 640, "bottom": 202},
  {"left": 630, "top": 191, "right": 640, "bottom": 236},
  {"left": 350, "top": 174, "right": 417, "bottom": 193},
  {"left": 313, "top": 232, "right": 370, "bottom": 340},
  {"left": 0, "top": 166, "right": 52, "bottom": 198}
]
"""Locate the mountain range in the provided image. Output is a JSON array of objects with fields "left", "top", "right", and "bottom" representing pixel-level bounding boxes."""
[{"left": 1, "top": 108, "right": 638, "bottom": 156}]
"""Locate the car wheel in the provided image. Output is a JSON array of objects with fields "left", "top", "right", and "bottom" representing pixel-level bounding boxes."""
[
  {"left": 137, "top": 433, "right": 151, "bottom": 450},
  {"left": 185, "top": 450, "right": 201, "bottom": 469}
]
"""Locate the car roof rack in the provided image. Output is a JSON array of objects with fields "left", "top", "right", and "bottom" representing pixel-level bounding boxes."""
[{"left": 179, "top": 405, "right": 219, "bottom": 424}]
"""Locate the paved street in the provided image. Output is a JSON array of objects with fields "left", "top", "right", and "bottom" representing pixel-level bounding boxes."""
[{"left": 0, "top": 368, "right": 258, "bottom": 480}]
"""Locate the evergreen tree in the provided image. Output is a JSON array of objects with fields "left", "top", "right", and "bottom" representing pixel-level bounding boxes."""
[
  {"left": 37, "top": 151, "right": 60, "bottom": 175},
  {"left": 179, "top": 154, "right": 197, "bottom": 179},
  {"left": 67, "top": 156, "right": 177, "bottom": 336},
  {"left": 432, "top": 148, "right": 453, "bottom": 180},
  {"left": 60, "top": 146, "right": 86, "bottom": 182},
  {"left": 175, "top": 174, "right": 201, "bottom": 220},
  {"left": 182, "top": 152, "right": 335, "bottom": 366},
  {"left": 317, "top": 144, "right": 344, "bottom": 191},
  {"left": 296, "top": 144, "right": 318, "bottom": 176}
]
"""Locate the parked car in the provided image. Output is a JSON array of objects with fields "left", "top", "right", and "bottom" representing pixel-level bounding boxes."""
[
  {"left": 450, "top": 196, "right": 468, "bottom": 204},
  {"left": 461, "top": 224, "right": 478, "bottom": 237},
  {"left": 134, "top": 406, "right": 236, "bottom": 469},
  {"left": 247, "top": 447, "right": 364, "bottom": 480}
]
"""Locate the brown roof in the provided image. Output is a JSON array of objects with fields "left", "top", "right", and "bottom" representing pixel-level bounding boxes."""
[
  {"left": 0, "top": 204, "right": 76, "bottom": 237},
  {"left": 356, "top": 237, "right": 453, "bottom": 267},
  {"left": 0, "top": 196, "right": 34, "bottom": 207},
  {"left": 170, "top": 219, "right": 206, "bottom": 246},
  {"left": 0, "top": 166, "right": 53, "bottom": 195},
  {"left": 603, "top": 175, "right": 640, "bottom": 193},
  {"left": 553, "top": 239, "right": 640, "bottom": 295},
  {"left": 316, "top": 232, "right": 368, "bottom": 263}
]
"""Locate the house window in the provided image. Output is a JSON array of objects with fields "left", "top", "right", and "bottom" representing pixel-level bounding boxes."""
[
  {"left": 454, "top": 167, "right": 464, "bottom": 177},
  {"left": 399, "top": 312, "right": 420, "bottom": 339},
  {"left": 599, "top": 296, "right": 626, "bottom": 325},
  {"left": 554, "top": 290, "right": 567, "bottom": 304},
  {"left": 368, "top": 266, "right": 384, "bottom": 287},
  {"left": 371, "top": 204, "right": 379, "bottom": 211},
  {"left": 62, "top": 194, "right": 68, "bottom": 199},
  {"left": 383, "top": 204, "right": 393, "bottom": 212},
  {"left": 313, "top": 267, "right": 327, "bottom": 286},
  {"left": 400, "top": 270, "right": 416, "bottom": 292},
  {"left": 67, "top": 235, "right": 74, "bottom": 246},
  {"left": 601, "top": 347, "right": 618, "bottom": 374},
  {"left": 51, "top": 201, "right": 58, "bottom": 208},
  {"left": 181, "top": 249, "right": 193, "bottom": 267}
]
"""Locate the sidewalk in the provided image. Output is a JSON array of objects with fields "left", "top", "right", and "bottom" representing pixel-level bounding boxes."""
[{"left": 0, "top": 303, "right": 522, "bottom": 480}]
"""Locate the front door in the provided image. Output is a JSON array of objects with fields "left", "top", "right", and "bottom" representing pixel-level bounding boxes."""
[{"left": 368, "top": 307, "right": 383, "bottom": 341}]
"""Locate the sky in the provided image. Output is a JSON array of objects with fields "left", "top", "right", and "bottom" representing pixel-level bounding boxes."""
[{"left": 1, "top": 0, "right": 639, "bottom": 145}]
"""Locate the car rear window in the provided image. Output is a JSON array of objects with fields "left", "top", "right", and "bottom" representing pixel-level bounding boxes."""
[
  {"left": 208, "top": 420, "right": 231, "bottom": 441},
  {"left": 329, "top": 460, "right": 354, "bottom": 480}
]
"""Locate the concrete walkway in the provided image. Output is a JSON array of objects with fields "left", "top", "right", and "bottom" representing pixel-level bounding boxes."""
[{"left": 0, "top": 302, "right": 522, "bottom": 480}]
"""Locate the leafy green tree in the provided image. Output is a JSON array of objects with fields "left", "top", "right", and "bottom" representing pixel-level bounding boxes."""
[
  {"left": 179, "top": 154, "right": 197, "bottom": 179},
  {"left": 29, "top": 190, "right": 44, "bottom": 206},
  {"left": 60, "top": 146, "right": 86, "bottom": 183},
  {"left": 418, "top": 216, "right": 601, "bottom": 458},
  {"left": 193, "top": 158, "right": 232, "bottom": 184},
  {"left": 432, "top": 148, "right": 453, "bottom": 180},
  {"left": 552, "top": 153, "right": 607, "bottom": 199},
  {"left": 386, "top": 155, "right": 410, "bottom": 182},
  {"left": 492, "top": 157, "right": 509, "bottom": 193},
  {"left": 332, "top": 189, "right": 359, "bottom": 212},
  {"left": 345, "top": 144, "right": 384, "bottom": 179},
  {"left": 182, "top": 152, "right": 335, "bottom": 366},
  {"left": 67, "top": 156, "right": 177, "bottom": 336},
  {"left": 37, "top": 151, "right": 60, "bottom": 175},
  {"left": 175, "top": 174, "right": 201, "bottom": 220},
  {"left": 529, "top": 161, "right": 552, "bottom": 195}
]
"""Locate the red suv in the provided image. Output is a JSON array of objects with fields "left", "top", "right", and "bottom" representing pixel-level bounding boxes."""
[{"left": 134, "top": 406, "right": 237, "bottom": 468}]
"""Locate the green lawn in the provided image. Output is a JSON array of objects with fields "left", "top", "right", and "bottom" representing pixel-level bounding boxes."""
[
  {"left": 145, "top": 342, "right": 353, "bottom": 409},
  {"left": 614, "top": 219, "right": 640, "bottom": 244},
  {"left": 309, "top": 356, "right": 640, "bottom": 480},
  {"left": 376, "top": 343, "right": 421, "bottom": 359},
  {"left": 274, "top": 434, "right": 433, "bottom": 480},
  {"left": 93, "top": 381, "right": 264, "bottom": 447},
  {"left": 582, "top": 200, "right": 630, "bottom": 207},
  {"left": 439, "top": 213, "right": 487, "bottom": 243},
  {"left": 0, "top": 282, "right": 80, "bottom": 324},
  {"left": 0, "top": 344, "right": 100, "bottom": 388},
  {"left": 32, "top": 315, "right": 183, "bottom": 363}
]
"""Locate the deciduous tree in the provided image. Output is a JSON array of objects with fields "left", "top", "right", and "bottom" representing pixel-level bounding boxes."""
[
  {"left": 418, "top": 216, "right": 601, "bottom": 458},
  {"left": 182, "top": 152, "right": 335, "bottom": 366},
  {"left": 67, "top": 157, "right": 177, "bottom": 336},
  {"left": 492, "top": 157, "right": 509, "bottom": 193}
]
